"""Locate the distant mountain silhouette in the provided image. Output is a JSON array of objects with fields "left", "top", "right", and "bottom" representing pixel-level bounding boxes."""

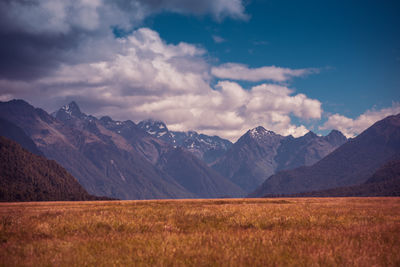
[
  {"left": 0, "top": 136, "right": 106, "bottom": 201},
  {"left": 212, "top": 126, "right": 347, "bottom": 192},
  {"left": 250, "top": 113, "right": 400, "bottom": 197},
  {"left": 138, "top": 119, "right": 232, "bottom": 164}
]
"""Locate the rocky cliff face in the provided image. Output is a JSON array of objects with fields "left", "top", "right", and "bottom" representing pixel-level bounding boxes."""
[{"left": 138, "top": 119, "right": 232, "bottom": 164}]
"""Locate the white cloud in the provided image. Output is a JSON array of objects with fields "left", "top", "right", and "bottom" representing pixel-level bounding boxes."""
[
  {"left": 211, "top": 63, "right": 317, "bottom": 82},
  {"left": 246, "top": 84, "right": 322, "bottom": 119},
  {"left": 0, "top": 28, "right": 322, "bottom": 141},
  {"left": 0, "top": 0, "right": 248, "bottom": 81},
  {"left": 320, "top": 103, "right": 400, "bottom": 137},
  {"left": 40, "top": 28, "right": 210, "bottom": 95}
]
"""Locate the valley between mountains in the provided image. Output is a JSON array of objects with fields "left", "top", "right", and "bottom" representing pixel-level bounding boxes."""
[{"left": 0, "top": 99, "right": 399, "bottom": 201}]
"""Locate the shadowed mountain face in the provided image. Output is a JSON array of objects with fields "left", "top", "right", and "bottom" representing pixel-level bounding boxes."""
[
  {"left": 366, "top": 157, "right": 400, "bottom": 184},
  {"left": 0, "top": 136, "right": 104, "bottom": 201},
  {"left": 275, "top": 130, "right": 347, "bottom": 172},
  {"left": 212, "top": 127, "right": 285, "bottom": 192},
  {"left": 98, "top": 117, "right": 244, "bottom": 198},
  {"left": 138, "top": 119, "right": 232, "bottom": 164},
  {"left": 251, "top": 113, "right": 400, "bottom": 197},
  {"left": 0, "top": 100, "right": 243, "bottom": 199},
  {"left": 212, "top": 126, "right": 347, "bottom": 193},
  {"left": 268, "top": 158, "right": 400, "bottom": 197},
  {"left": 155, "top": 147, "right": 243, "bottom": 198},
  {"left": 0, "top": 117, "right": 43, "bottom": 156}
]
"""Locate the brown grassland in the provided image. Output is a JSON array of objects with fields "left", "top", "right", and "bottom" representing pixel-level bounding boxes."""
[{"left": 0, "top": 198, "right": 399, "bottom": 266}]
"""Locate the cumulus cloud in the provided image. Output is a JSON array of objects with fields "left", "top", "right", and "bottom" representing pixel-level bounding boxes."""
[
  {"left": 320, "top": 103, "right": 400, "bottom": 137},
  {"left": 0, "top": 27, "right": 321, "bottom": 141},
  {"left": 211, "top": 63, "right": 318, "bottom": 82},
  {"left": 0, "top": 0, "right": 247, "bottom": 80}
]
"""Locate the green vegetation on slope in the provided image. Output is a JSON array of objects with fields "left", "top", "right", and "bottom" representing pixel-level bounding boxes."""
[
  {"left": 0, "top": 136, "right": 107, "bottom": 201},
  {"left": 0, "top": 198, "right": 399, "bottom": 266}
]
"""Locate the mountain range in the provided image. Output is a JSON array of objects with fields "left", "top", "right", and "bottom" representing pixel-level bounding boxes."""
[
  {"left": 250, "top": 113, "right": 400, "bottom": 197},
  {"left": 0, "top": 100, "right": 243, "bottom": 199},
  {"left": 1, "top": 99, "right": 399, "bottom": 200},
  {"left": 211, "top": 126, "right": 347, "bottom": 192},
  {"left": 137, "top": 119, "right": 232, "bottom": 164}
]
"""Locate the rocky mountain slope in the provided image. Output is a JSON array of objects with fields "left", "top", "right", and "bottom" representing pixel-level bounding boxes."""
[
  {"left": 98, "top": 114, "right": 243, "bottom": 198},
  {"left": 53, "top": 101, "right": 243, "bottom": 198},
  {"left": 212, "top": 126, "right": 347, "bottom": 192},
  {"left": 212, "top": 127, "right": 285, "bottom": 192},
  {"left": 275, "top": 130, "right": 347, "bottom": 171},
  {"left": 0, "top": 100, "right": 193, "bottom": 199},
  {"left": 250, "top": 113, "right": 400, "bottom": 197},
  {"left": 138, "top": 119, "right": 232, "bottom": 164},
  {"left": 0, "top": 100, "right": 243, "bottom": 199}
]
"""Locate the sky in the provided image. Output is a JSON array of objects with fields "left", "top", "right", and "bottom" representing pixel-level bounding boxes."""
[{"left": 0, "top": 0, "right": 399, "bottom": 141}]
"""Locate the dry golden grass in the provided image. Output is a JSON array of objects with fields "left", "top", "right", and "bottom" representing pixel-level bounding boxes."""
[{"left": 0, "top": 198, "right": 399, "bottom": 266}]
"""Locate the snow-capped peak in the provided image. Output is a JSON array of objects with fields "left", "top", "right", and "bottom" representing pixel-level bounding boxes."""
[
  {"left": 248, "top": 126, "right": 276, "bottom": 138},
  {"left": 138, "top": 119, "right": 169, "bottom": 133},
  {"left": 61, "top": 101, "right": 81, "bottom": 115},
  {"left": 54, "top": 101, "right": 86, "bottom": 121}
]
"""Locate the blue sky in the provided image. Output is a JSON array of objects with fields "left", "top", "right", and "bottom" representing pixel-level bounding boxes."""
[{"left": 0, "top": 0, "right": 399, "bottom": 140}]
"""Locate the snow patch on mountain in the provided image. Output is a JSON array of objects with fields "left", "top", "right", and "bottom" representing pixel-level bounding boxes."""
[{"left": 138, "top": 119, "right": 233, "bottom": 164}]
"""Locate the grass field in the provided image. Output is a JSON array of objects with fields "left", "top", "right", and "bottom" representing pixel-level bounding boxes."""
[{"left": 0, "top": 198, "right": 399, "bottom": 266}]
